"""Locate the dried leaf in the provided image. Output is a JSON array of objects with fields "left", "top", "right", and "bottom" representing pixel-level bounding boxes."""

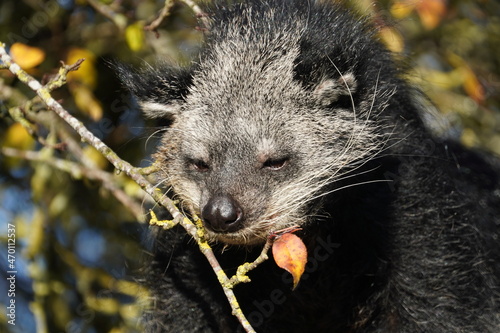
[
  {"left": 9, "top": 43, "right": 46, "bottom": 69},
  {"left": 272, "top": 233, "right": 307, "bottom": 289}
]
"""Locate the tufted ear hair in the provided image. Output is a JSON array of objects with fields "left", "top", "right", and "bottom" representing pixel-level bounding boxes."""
[
  {"left": 313, "top": 72, "right": 357, "bottom": 107},
  {"left": 113, "top": 61, "right": 193, "bottom": 121}
]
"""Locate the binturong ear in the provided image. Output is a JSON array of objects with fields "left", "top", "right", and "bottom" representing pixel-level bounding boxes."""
[
  {"left": 113, "top": 61, "right": 192, "bottom": 121},
  {"left": 313, "top": 72, "right": 357, "bottom": 107}
]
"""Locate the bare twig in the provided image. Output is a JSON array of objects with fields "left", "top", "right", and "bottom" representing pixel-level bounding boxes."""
[
  {"left": 45, "top": 59, "right": 85, "bottom": 92},
  {"left": 229, "top": 238, "right": 273, "bottom": 287},
  {"left": 145, "top": 0, "right": 211, "bottom": 34},
  {"left": 145, "top": 0, "right": 175, "bottom": 35},
  {"left": 181, "top": 0, "right": 211, "bottom": 30}
]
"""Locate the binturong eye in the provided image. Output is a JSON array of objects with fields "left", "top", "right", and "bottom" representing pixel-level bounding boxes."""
[
  {"left": 262, "top": 157, "right": 289, "bottom": 170},
  {"left": 188, "top": 159, "right": 210, "bottom": 172}
]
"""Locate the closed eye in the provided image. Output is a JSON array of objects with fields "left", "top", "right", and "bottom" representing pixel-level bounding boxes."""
[
  {"left": 188, "top": 159, "right": 210, "bottom": 172},
  {"left": 262, "top": 157, "right": 288, "bottom": 170}
]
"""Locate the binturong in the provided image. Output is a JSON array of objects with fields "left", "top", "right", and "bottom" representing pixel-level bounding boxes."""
[{"left": 117, "top": 0, "right": 500, "bottom": 332}]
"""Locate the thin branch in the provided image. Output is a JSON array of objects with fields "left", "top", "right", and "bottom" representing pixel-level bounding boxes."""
[
  {"left": 179, "top": 214, "right": 257, "bottom": 333},
  {"left": 181, "top": 0, "right": 211, "bottom": 30},
  {"left": 45, "top": 59, "right": 85, "bottom": 92},
  {"left": 1, "top": 147, "right": 145, "bottom": 222},
  {"left": 0, "top": 45, "right": 140, "bottom": 186},
  {"left": 228, "top": 238, "right": 272, "bottom": 287},
  {"left": 144, "top": 0, "right": 211, "bottom": 35},
  {"left": 0, "top": 79, "right": 39, "bottom": 136},
  {"left": 148, "top": 210, "right": 260, "bottom": 332},
  {"left": 138, "top": 164, "right": 160, "bottom": 175},
  {"left": 145, "top": 0, "right": 175, "bottom": 35}
]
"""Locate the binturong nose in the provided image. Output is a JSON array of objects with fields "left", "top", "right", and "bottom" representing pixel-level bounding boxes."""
[{"left": 201, "top": 194, "right": 244, "bottom": 233}]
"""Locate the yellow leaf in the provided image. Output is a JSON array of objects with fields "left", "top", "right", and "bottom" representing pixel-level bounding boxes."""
[
  {"left": 9, "top": 43, "right": 45, "bottom": 69},
  {"left": 487, "top": 135, "right": 500, "bottom": 157},
  {"left": 123, "top": 176, "right": 142, "bottom": 197},
  {"left": 414, "top": 67, "right": 463, "bottom": 90},
  {"left": 447, "top": 53, "right": 485, "bottom": 103},
  {"left": 66, "top": 48, "right": 97, "bottom": 89},
  {"left": 462, "top": 68, "right": 485, "bottom": 103},
  {"left": 2, "top": 123, "right": 35, "bottom": 150},
  {"left": 379, "top": 27, "right": 405, "bottom": 53},
  {"left": 460, "top": 128, "right": 479, "bottom": 148},
  {"left": 72, "top": 84, "right": 103, "bottom": 120},
  {"left": 272, "top": 233, "right": 308, "bottom": 289},
  {"left": 125, "top": 22, "right": 145, "bottom": 52},
  {"left": 23, "top": 209, "right": 46, "bottom": 259},
  {"left": 390, "top": 0, "right": 418, "bottom": 19},
  {"left": 49, "top": 192, "right": 70, "bottom": 217},
  {"left": 31, "top": 162, "right": 52, "bottom": 201},
  {"left": 82, "top": 145, "right": 108, "bottom": 170}
]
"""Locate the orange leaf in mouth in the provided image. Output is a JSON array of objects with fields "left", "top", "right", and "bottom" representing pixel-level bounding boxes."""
[{"left": 271, "top": 232, "right": 308, "bottom": 290}]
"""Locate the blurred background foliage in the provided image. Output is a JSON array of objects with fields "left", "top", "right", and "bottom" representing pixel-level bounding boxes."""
[{"left": 0, "top": 0, "right": 499, "bottom": 332}]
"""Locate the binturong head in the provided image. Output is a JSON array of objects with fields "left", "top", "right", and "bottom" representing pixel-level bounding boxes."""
[{"left": 117, "top": 1, "right": 399, "bottom": 245}]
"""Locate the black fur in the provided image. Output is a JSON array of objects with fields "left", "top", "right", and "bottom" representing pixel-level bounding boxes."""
[{"left": 118, "top": 1, "right": 500, "bottom": 332}]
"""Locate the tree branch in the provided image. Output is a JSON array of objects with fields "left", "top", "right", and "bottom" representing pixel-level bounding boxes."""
[
  {"left": 228, "top": 238, "right": 272, "bottom": 287},
  {"left": 1, "top": 147, "right": 145, "bottom": 222},
  {"left": 0, "top": 41, "right": 259, "bottom": 332},
  {"left": 144, "top": 0, "right": 175, "bottom": 35},
  {"left": 182, "top": 0, "right": 211, "bottom": 30}
]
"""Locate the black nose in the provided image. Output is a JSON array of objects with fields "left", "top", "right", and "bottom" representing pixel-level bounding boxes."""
[{"left": 201, "top": 194, "right": 244, "bottom": 233}]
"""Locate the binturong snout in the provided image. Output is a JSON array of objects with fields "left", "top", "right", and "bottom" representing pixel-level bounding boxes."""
[{"left": 201, "top": 194, "right": 244, "bottom": 233}]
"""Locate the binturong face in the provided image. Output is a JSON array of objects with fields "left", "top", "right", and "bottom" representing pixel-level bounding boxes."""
[
  {"left": 151, "top": 81, "right": 371, "bottom": 246},
  {"left": 117, "top": 9, "right": 387, "bottom": 245}
]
